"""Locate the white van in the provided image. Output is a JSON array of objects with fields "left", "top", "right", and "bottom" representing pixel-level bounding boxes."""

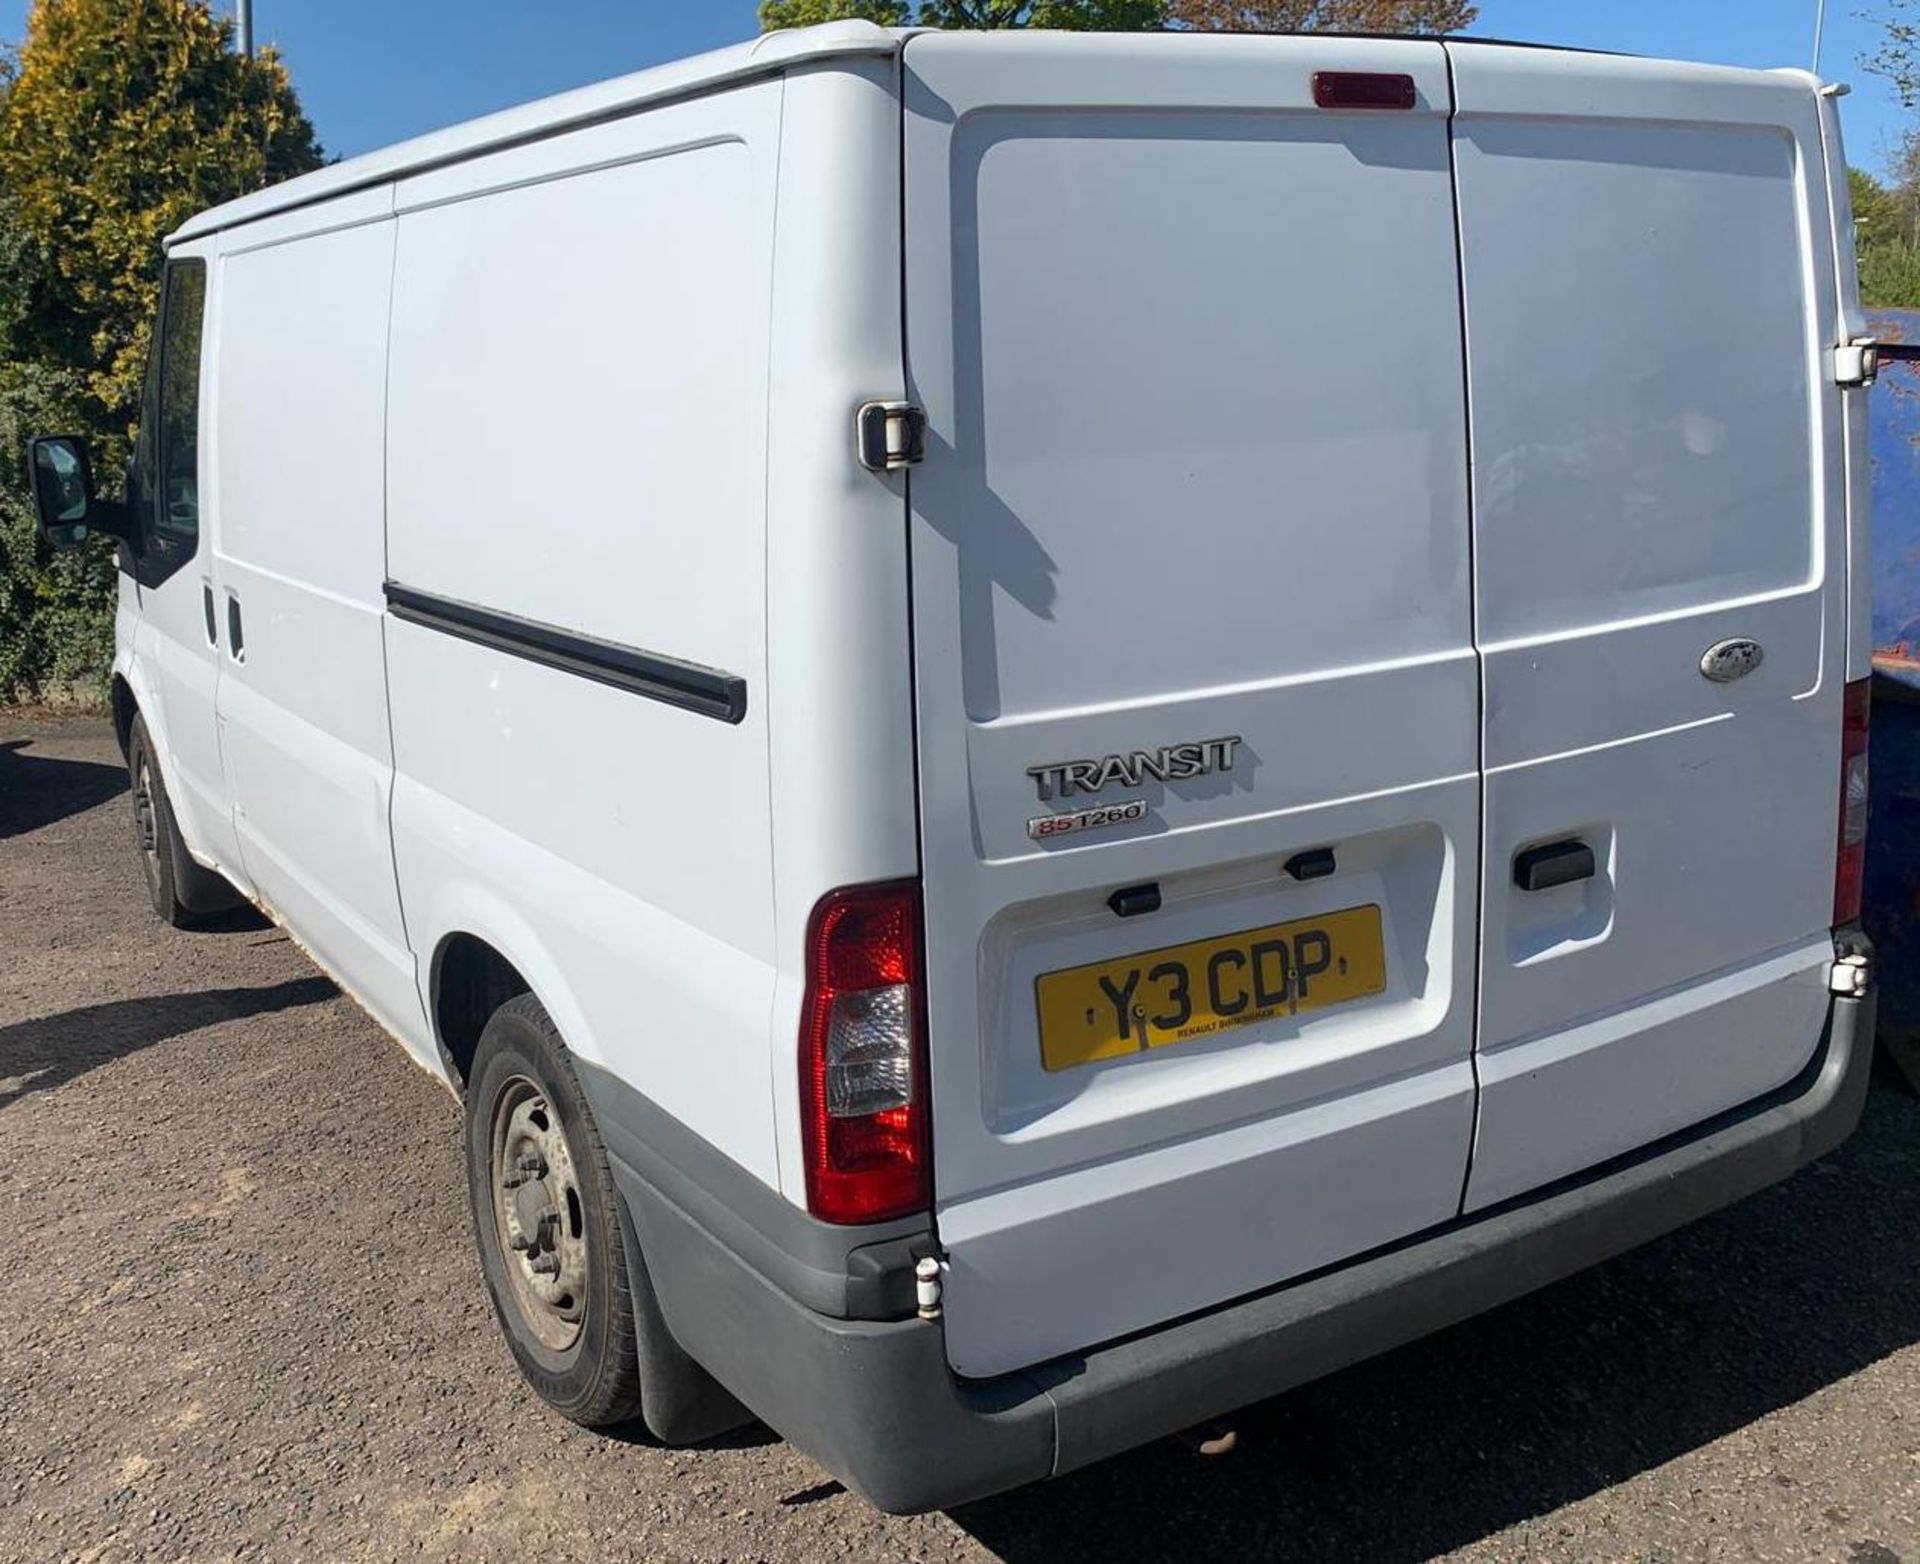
[{"left": 28, "top": 21, "right": 1881, "bottom": 1512}]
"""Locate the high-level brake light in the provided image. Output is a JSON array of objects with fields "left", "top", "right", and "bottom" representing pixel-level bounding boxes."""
[{"left": 1312, "top": 71, "right": 1418, "bottom": 111}]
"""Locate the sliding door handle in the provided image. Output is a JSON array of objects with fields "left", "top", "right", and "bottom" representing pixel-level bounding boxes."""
[
  {"left": 225, "top": 594, "right": 245, "bottom": 663},
  {"left": 1514, "top": 839, "right": 1594, "bottom": 892}
]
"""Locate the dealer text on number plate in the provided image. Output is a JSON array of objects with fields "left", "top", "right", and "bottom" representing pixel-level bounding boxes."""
[{"left": 1036, "top": 904, "right": 1387, "bottom": 1073}]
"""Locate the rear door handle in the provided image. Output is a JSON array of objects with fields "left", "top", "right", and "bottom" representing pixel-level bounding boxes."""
[
  {"left": 225, "top": 593, "right": 245, "bottom": 662},
  {"left": 1514, "top": 839, "right": 1595, "bottom": 892}
]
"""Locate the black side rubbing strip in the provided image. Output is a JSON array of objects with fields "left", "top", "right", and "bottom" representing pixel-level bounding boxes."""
[{"left": 383, "top": 582, "right": 747, "bottom": 725}]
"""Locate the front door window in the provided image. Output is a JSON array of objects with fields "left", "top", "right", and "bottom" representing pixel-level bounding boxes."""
[{"left": 131, "top": 258, "right": 207, "bottom": 584}]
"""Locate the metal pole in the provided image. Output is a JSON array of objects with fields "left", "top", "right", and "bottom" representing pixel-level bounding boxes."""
[
  {"left": 236, "top": 0, "right": 252, "bottom": 58},
  {"left": 1813, "top": 0, "right": 1828, "bottom": 76}
]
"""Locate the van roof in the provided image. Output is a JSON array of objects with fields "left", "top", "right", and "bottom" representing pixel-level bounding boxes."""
[
  {"left": 170, "top": 25, "right": 1759, "bottom": 249},
  {"left": 167, "top": 20, "right": 904, "bottom": 246}
]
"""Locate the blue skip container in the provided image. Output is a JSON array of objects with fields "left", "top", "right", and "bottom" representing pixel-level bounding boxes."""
[{"left": 1866, "top": 308, "right": 1920, "bottom": 1085}]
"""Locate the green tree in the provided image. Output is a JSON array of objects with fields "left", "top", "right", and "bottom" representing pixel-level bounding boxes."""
[
  {"left": 1860, "top": 233, "right": 1920, "bottom": 305},
  {"left": 1167, "top": 0, "right": 1474, "bottom": 29},
  {"left": 2, "top": 0, "right": 321, "bottom": 432},
  {"left": 924, "top": 0, "right": 1164, "bottom": 22},
  {"left": 1853, "top": 165, "right": 1896, "bottom": 237},
  {"left": 1857, "top": 4, "right": 1920, "bottom": 303},
  {"left": 0, "top": 89, "right": 112, "bottom": 700},
  {"left": 760, "top": 0, "right": 1473, "bottom": 32},
  {"left": 759, "top": 0, "right": 912, "bottom": 26},
  {"left": 1864, "top": 0, "right": 1920, "bottom": 109},
  {"left": 1849, "top": 137, "right": 1920, "bottom": 306},
  {"left": 0, "top": 0, "right": 321, "bottom": 700},
  {"left": 761, "top": 0, "right": 1165, "bottom": 28}
]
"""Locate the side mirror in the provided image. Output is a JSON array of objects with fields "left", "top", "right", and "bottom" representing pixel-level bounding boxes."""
[{"left": 27, "top": 435, "right": 101, "bottom": 549}]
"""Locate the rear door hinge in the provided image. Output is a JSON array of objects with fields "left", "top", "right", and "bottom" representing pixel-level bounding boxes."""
[
  {"left": 856, "top": 400, "right": 926, "bottom": 473},
  {"left": 1836, "top": 337, "right": 1920, "bottom": 388},
  {"left": 1835, "top": 339, "right": 1879, "bottom": 388},
  {"left": 1830, "top": 952, "right": 1871, "bottom": 996}
]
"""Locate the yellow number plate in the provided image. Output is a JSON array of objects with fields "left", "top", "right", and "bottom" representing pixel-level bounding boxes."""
[{"left": 1035, "top": 904, "right": 1387, "bottom": 1073}]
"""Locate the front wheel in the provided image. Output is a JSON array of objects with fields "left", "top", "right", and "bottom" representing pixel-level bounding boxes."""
[
  {"left": 465, "top": 994, "right": 644, "bottom": 1427},
  {"left": 126, "top": 715, "right": 236, "bottom": 927}
]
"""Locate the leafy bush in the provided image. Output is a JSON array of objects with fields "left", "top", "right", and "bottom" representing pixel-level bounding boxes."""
[
  {"left": 1861, "top": 236, "right": 1920, "bottom": 309},
  {"left": 0, "top": 358, "right": 118, "bottom": 699}
]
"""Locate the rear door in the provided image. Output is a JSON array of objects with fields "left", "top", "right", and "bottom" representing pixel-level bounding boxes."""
[
  {"left": 1447, "top": 49, "right": 1848, "bottom": 1209},
  {"left": 902, "top": 32, "right": 1480, "bottom": 1378}
]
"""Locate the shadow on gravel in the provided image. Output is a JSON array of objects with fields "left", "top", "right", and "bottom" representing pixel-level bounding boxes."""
[
  {"left": 0, "top": 738, "right": 126, "bottom": 839},
  {"left": 0, "top": 977, "right": 337, "bottom": 1108},
  {"left": 192, "top": 901, "right": 274, "bottom": 935},
  {"left": 950, "top": 1072, "right": 1920, "bottom": 1564}
]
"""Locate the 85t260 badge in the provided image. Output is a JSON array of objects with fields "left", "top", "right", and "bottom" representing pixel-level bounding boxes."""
[{"left": 1027, "top": 800, "right": 1149, "bottom": 842}]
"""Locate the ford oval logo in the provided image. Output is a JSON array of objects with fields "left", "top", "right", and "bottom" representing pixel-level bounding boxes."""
[{"left": 1700, "top": 637, "right": 1764, "bottom": 683}]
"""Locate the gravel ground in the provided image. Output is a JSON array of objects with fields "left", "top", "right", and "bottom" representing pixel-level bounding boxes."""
[{"left": 3, "top": 712, "right": 1920, "bottom": 1563}]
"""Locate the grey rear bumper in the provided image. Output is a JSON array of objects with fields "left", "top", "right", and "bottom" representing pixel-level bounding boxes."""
[{"left": 602, "top": 986, "right": 1874, "bottom": 1514}]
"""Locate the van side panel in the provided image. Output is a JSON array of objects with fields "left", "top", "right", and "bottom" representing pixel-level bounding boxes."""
[
  {"left": 383, "top": 86, "right": 783, "bottom": 1182},
  {"left": 211, "top": 198, "right": 432, "bottom": 1054},
  {"left": 761, "top": 60, "right": 921, "bottom": 1202},
  {"left": 1450, "top": 53, "right": 1848, "bottom": 1209}
]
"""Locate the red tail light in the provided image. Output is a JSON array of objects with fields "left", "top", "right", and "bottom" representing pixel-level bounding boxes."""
[
  {"left": 799, "top": 881, "right": 929, "bottom": 1225},
  {"left": 1835, "top": 678, "right": 1871, "bottom": 926}
]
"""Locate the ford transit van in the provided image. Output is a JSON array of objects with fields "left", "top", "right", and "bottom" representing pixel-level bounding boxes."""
[{"left": 27, "top": 22, "right": 1880, "bottom": 1512}]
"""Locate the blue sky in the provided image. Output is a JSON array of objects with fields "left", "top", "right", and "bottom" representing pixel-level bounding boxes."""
[{"left": 0, "top": 1, "right": 1910, "bottom": 174}]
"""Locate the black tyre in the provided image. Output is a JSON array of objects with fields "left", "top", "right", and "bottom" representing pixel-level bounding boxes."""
[
  {"left": 126, "top": 715, "right": 236, "bottom": 928},
  {"left": 465, "top": 993, "right": 644, "bottom": 1428}
]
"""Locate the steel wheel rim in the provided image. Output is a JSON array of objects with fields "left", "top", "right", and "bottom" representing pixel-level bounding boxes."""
[{"left": 487, "top": 1074, "right": 589, "bottom": 1355}]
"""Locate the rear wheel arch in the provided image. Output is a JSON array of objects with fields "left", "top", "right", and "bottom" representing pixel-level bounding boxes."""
[{"left": 431, "top": 931, "right": 534, "bottom": 1090}]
